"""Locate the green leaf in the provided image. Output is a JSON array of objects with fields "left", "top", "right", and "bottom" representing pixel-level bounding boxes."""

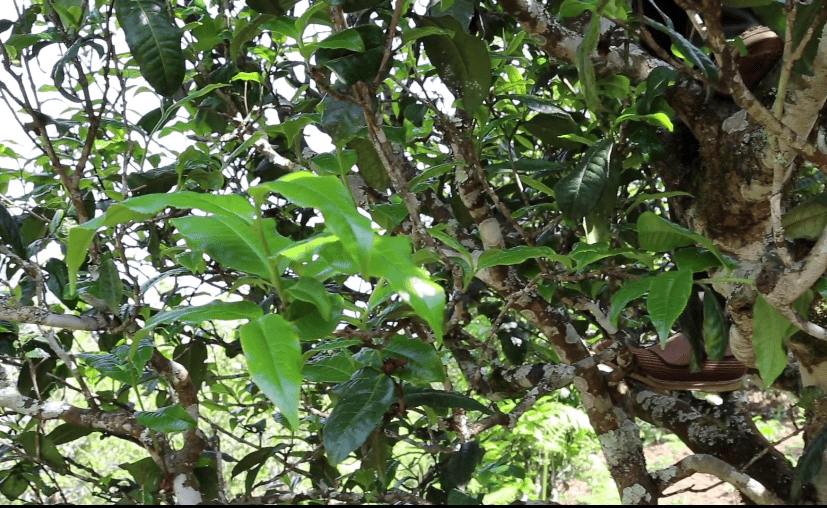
[
  {"left": 575, "top": 1, "right": 603, "bottom": 113},
  {"left": 114, "top": 0, "right": 185, "bottom": 96},
  {"left": 240, "top": 314, "right": 302, "bottom": 429},
  {"left": 303, "top": 352, "right": 357, "bottom": 383},
  {"left": 420, "top": 16, "right": 492, "bottom": 113},
  {"left": 47, "top": 424, "right": 93, "bottom": 446},
  {"left": 792, "top": 424, "right": 827, "bottom": 502},
  {"left": 371, "top": 236, "right": 446, "bottom": 342},
  {"left": 120, "top": 458, "right": 163, "bottom": 497},
  {"left": 172, "top": 215, "right": 288, "bottom": 280},
  {"left": 78, "top": 352, "right": 136, "bottom": 384},
  {"left": 14, "top": 432, "right": 67, "bottom": 471},
  {"left": 477, "top": 246, "right": 572, "bottom": 271},
  {"left": 402, "top": 385, "right": 493, "bottom": 414},
  {"left": 146, "top": 300, "right": 263, "bottom": 329},
  {"left": 246, "top": 0, "right": 300, "bottom": 16},
  {"left": 99, "top": 256, "right": 123, "bottom": 314},
  {"left": 521, "top": 113, "right": 582, "bottom": 150},
  {"left": 320, "top": 96, "right": 366, "bottom": 145},
  {"left": 285, "top": 277, "right": 333, "bottom": 320},
  {"left": 703, "top": 291, "right": 728, "bottom": 360},
  {"left": 782, "top": 194, "right": 827, "bottom": 240},
  {"left": 324, "top": 367, "right": 395, "bottom": 464},
  {"left": 285, "top": 295, "right": 344, "bottom": 341},
  {"left": 257, "top": 172, "right": 373, "bottom": 274},
  {"left": 68, "top": 191, "right": 258, "bottom": 292},
  {"left": 637, "top": 212, "right": 734, "bottom": 270},
  {"left": 383, "top": 336, "right": 444, "bottom": 383},
  {"left": 753, "top": 292, "right": 812, "bottom": 385},
  {"left": 554, "top": 139, "right": 613, "bottom": 220},
  {"left": 312, "top": 25, "right": 385, "bottom": 85},
  {"left": 641, "top": 66, "right": 678, "bottom": 114},
  {"left": 609, "top": 277, "right": 653, "bottom": 326},
  {"left": 230, "top": 14, "right": 270, "bottom": 63},
  {"left": 647, "top": 270, "right": 692, "bottom": 343},
  {"left": 672, "top": 247, "right": 724, "bottom": 273},
  {"left": 135, "top": 404, "right": 197, "bottom": 433},
  {"left": 348, "top": 137, "right": 389, "bottom": 189}
]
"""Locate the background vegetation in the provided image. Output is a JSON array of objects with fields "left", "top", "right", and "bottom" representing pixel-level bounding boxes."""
[{"left": 0, "top": 0, "right": 826, "bottom": 504}]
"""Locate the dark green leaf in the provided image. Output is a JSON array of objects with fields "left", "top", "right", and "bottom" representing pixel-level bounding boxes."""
[
  {"left": 0, "top": 202, "right": 26, "bottom": 259},
  {"left": 420, "top": 16, "right": 491, "bottom": 113},
  {"left": 98, "top": 256, "right": 123, "bottom": 314},
  {"left": 15, "top": 432, "right": 67, "bottom": 471},
  {"left": 47, "top": 423, "right": 93, "bottom": 446},
  {"left": 554, "top": 140, "right": 613, "bottom": 220},
  {"left": 383, "top": 335, "right": 444, "bottom": 383},
  {"left": 114, "top": 0, "right": 184, "bottom": 96},
  {"left": 324, "top": 368, "right": 395, "bottom": 464},
  {"left": 792, "top": 423, "right": 827, "bottom": 502},
  {"left": 402, "top": 385, "right": 493, "bottom": 414},
  {"left": 703, "top": 291, "right": 729, "bottom": 360},
  {"left": 320, "top": 96, "right": 366, "bottom": 145},
  {"left": 645, "top": 17, "right": 719, "bottom": 82},
  {"left": 348, "top": 137, "right": 389, "bottom": 189},
  {"left": 522, "top": 113, "right": 582, "bottom": 150},
  {"left": 246, "top": 0, "right": 299, "bottom": 16}
]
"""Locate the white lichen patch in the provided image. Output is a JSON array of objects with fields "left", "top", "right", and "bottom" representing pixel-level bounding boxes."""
[
  {"left": 598, "top": 419, "right": 643, "bottom": 468},
  {"left": 564, "top": 323, "right": 582, "bottom": 345},
  {"left": 688, "top": 421, "right": 720, "bottom": 444},
  {"left": 653, "top": 465, "right": 678, "bottom": 483},
  {"left": 621, "top": 483, "right": 651, "bottom": 505},
  {"left": 722, "top": 109, "right": 749, "bottom": 133},
  {"left": 40, "top": 400, "right": 69, "bottom": 419}
]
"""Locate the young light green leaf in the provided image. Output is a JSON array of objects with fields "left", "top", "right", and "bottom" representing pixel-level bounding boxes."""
[
  {"left": 554, "top": 139, "right": 613, "bottom": 220},
  {"left": 257, "top": 172, "right": 373, "bottom": 274},
  {"left": 136, "top": 301, "right": 263, "bottom": 342},
  {"left": 647, "top": 270, "right": 693, "bottom": 343},
  {"left": 240, "top": 314, "right": 302, "bottom": 429},
  {"left": 753, "top": 292, "right": 812, "bottom": 385},
  {"left": 135, "top": 404, "right": 197, "bottom": 433},
  {"left": 172, "top": 215, "right": 289, "bottom": 280},
  {"left": 371, "top": 236, "right": 446, "bottom": 342},
  {"left": 324, "top": 368, "right": 395, "bottom": 464},
  {"left": 67, "top": 192, "right": 257, "bottom": 292}
]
